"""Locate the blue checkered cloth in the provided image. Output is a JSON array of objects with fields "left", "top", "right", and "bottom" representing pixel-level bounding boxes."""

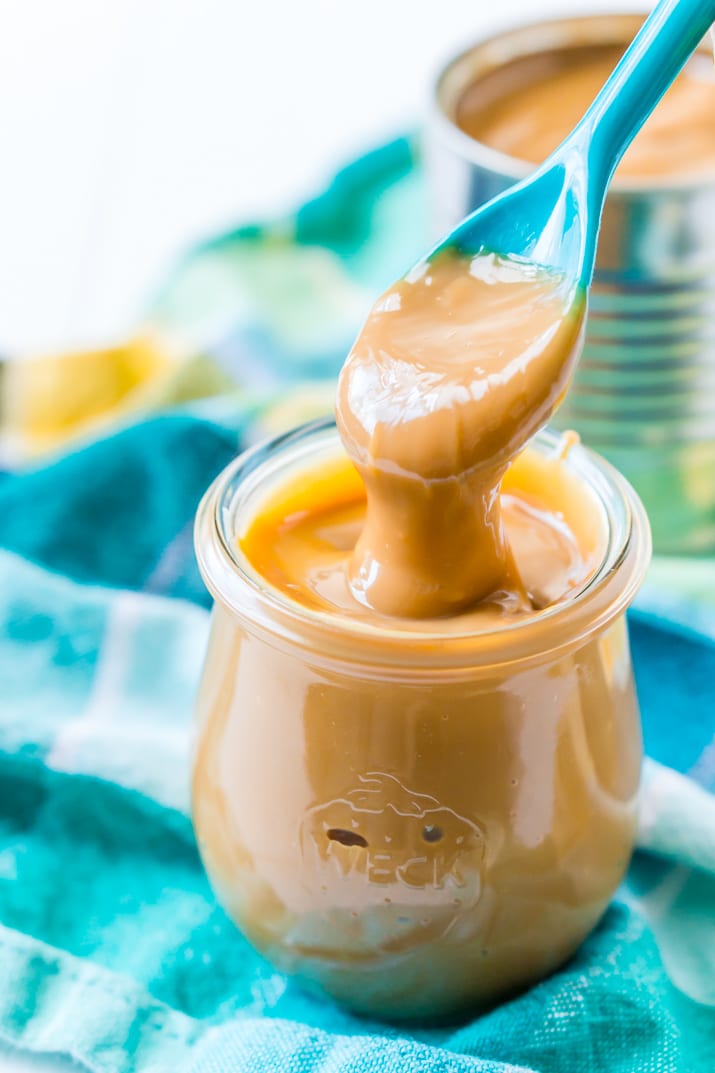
[{"left": 0, "top": 414, "right": 713, "bottom": 1073}]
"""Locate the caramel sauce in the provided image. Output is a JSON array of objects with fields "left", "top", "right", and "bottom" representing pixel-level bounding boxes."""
[
  {"left": 241, "top": 446, "right": 604, "bottom": 629},
  {"left": 335, "top": 249, "right": 584, "bottom": 617}
]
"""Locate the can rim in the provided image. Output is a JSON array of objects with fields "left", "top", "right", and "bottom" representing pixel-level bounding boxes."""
[{"left": 431, "top": 11, "right": 715, "bottom": 199}]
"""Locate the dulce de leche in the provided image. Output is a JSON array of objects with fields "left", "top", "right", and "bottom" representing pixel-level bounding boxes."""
[
  {"left": 336, "top": 250, "right": 584, "bottom": 617},
  {"left": 192, "top": 250, "right": 650, "bottom": 1020}
]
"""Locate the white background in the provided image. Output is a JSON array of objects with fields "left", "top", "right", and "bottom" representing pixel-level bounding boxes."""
[
  {"left": 0, "top": 0, "right": 644, "bottom": 1069},
  {"left": 0, "top": 0, "right": 640, "bottom": 357}
]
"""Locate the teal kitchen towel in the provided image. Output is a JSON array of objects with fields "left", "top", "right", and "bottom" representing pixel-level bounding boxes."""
[{"left": 0, "top": 413, "right": 714, "bottom": 1073}]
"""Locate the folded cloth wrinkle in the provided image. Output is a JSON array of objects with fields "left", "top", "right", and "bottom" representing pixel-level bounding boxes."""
[{"left": 0, "top": 416, "right": 240, "bottom": 602}]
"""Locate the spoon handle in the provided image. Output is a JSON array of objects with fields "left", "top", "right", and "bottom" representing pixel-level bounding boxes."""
[{"left": 579, "top": 0, "right": 715, "bottom": 194}]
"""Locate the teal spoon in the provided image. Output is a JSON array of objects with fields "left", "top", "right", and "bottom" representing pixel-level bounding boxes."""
[{"left": 433, "top": 0, "right": 715, "bottom": 286}]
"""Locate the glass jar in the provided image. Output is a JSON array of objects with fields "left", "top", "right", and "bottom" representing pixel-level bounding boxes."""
[{"left": 192, "top": 419, "right": 651, "bottom": 1022}]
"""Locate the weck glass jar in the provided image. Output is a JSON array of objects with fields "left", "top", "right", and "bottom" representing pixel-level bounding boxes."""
[{"left": 192, "top": 419, "right": 651, "bottom": 1022}]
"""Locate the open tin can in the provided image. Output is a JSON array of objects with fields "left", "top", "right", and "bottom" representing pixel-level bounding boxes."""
[{"left": 428, "top": 13, "right": 715, "bottom": 554}]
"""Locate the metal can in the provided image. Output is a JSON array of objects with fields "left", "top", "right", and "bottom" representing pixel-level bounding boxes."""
[{"left": 428, "top": 13, "right": 715, "bottom": 554}]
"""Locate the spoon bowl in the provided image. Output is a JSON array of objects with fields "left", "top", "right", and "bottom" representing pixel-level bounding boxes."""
[{"left": 443, "top": 158, "right": 586, "bottom": 281}]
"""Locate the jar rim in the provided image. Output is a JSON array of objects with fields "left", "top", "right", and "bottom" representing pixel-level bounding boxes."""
[
  {"left": 195, "top": 419, "right": 651, "bottom": 675},
  {"left": 431, "top": 11, "right": 715, "bottom": 199}
]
